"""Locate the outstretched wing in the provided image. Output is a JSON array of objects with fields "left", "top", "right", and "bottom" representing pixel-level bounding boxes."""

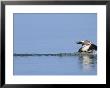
[{"left": 89, "top": 44, "right": 97, "bottom": 50}]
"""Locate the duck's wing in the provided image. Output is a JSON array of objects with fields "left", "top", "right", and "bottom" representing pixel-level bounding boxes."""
[
  {"left": 78, "top": 48, "right": 82, "bottom": 52},
  {"left": 89, "top": 44, "right": 97, "bottom": 50},
  {"left": 76, "top": 41, "right": 82, "bottom": 44}
]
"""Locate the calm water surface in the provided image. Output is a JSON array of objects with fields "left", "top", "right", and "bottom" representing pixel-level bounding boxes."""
[
  {"left": 13, "top": 13, "right": 97, "bottom": 75},
  {"left": 14, "top": 55, "right": 97, "bottom": 75}
]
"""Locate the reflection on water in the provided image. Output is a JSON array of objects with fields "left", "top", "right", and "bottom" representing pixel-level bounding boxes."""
[
  {"left": 78, "top": 54, "right": 97, "bottom": 72},
  {"left": 14, "top": 55, "right": 97, "bottom": 75}
]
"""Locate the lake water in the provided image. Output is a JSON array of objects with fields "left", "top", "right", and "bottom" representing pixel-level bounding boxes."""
[
  {"left": 13, "top": 55, "right": 97, "bottom": 75},
  {"left": 13, "top": 13, "right": 97, "bottom": 75}
]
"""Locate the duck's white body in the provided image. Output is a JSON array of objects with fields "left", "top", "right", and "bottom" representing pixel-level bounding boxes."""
[
  {"left": 81, "top": 45, "right": 91, "bottom": 52},
  {"left": 77, "top": 40, "right": 97, "bottom": 53}
]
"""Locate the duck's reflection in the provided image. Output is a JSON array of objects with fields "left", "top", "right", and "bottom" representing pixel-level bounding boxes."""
[{"left": 78, "top": 54, "right": 97, "bottom": 71}]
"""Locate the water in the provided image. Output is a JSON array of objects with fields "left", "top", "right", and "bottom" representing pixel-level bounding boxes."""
[
  {"left": 13, "top": 55, "right": 97, "bottom": 75},
  {"left": 13, "top": 13, "right": 97, "bottom": 75}
]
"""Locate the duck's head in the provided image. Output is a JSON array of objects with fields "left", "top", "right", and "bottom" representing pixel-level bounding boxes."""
[{"left": 76, "top": 40, "right": 91, "bottom": 46}]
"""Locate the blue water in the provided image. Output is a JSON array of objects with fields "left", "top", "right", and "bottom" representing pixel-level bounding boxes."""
[
  {"left": 14, "top": 13, "right": 97, "bottom": 54},
  {"left": 13, "top": 13, "right": 97, "bottom": 75},
  {"left": 13, "top": 55, "right": 97, "bottom": 75}
]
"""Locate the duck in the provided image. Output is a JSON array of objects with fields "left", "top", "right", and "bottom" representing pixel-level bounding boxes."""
[{"left": 76, "top": 40, "right": 97, "bottom": 53}]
